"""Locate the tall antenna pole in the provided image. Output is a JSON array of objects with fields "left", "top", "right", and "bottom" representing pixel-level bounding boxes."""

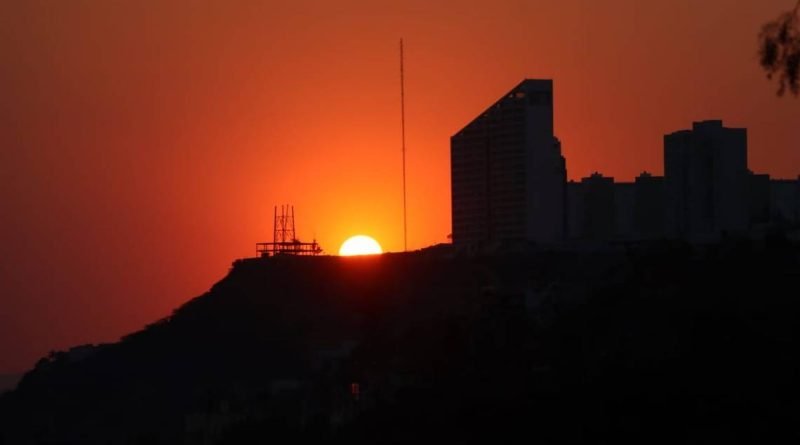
[{"left": 400, "top": 38, "right": 408, "bottom": 252}]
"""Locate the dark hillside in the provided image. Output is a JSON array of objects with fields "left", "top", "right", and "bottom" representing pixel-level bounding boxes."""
[{"left": 1, "top": 240, "right": 799, "bottom": 443}]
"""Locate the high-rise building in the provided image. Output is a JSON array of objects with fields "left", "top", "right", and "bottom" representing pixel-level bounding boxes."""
[
  {"left": 580, "top": 173, "right": 616, "bottom": 241},
  {"left": 770, "top": 177, "right": 800, "bottom": 224},
  {"left": 633, "top": 172, "right": 666, "bottom": 239},
  {"left": 664, "top": 120, "right": 749, "bottom": 239},
  {"left": 450, "top": 79, "right": 566, "bottom": 247}
]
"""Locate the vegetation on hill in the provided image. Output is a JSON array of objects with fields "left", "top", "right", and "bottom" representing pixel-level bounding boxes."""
[{"left": 1, "top": 238, "right": 798, "bottom": 443}]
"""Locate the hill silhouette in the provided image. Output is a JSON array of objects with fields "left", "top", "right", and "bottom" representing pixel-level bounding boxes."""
[
  {"left": 1, "top": 239, "right": 799, "bottom": 443},
  {"left": 0, "top": 375, "right": 21, "bottom": 396}
]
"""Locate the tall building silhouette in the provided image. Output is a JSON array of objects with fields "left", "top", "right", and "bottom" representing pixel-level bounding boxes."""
[
  {"left": 580, "top": 173, "right": 616, "bottom": 241},
  {"left": 664, "top": 120, "right": 749, "bottom": 239},
  {"left": 633, "top": 172, "right": 666, "bottom": 238},
  {"left": 450, "top": 79, "right": 566, "bottom": 246},
  {"left": 452, "top": 81, "right": 798, "bottom": 247}
]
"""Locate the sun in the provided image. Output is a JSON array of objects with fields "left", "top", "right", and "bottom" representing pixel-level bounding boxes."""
[{"left": 339, "top": 235, "right": 383, "bottom": 256}]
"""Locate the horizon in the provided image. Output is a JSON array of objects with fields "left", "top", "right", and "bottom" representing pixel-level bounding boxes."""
[{"left": 2, "top": 0, "right": 799, "bottom": 374}]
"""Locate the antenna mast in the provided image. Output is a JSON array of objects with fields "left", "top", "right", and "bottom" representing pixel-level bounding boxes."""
[{"left": 400, "top": 38, "right": 408, "bottom": 252}]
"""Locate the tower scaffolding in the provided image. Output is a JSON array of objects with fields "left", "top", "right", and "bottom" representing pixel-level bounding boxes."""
[{"left": 256, "top": 205, "right": 322, "bottom": 257}]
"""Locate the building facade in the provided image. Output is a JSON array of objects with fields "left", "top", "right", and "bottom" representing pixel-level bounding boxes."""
[
  {"left": 451, "top": 81, "right": 799, "bottom": 247},
  {"left": 664, "top": 120, "right": 749, "bottom": 239},
  {"left": 450, "top": 79, "right": 566, "bottom": 246}
]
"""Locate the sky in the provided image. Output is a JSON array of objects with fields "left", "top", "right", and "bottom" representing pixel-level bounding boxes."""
[{"left": 1, "top": 0, "right": 798, "bottom": 373}]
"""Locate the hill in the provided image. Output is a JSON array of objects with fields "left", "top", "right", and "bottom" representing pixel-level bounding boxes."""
[
  {"left": 0, "top": 375, "right": 21, "bottom": 395},
  {"left": 1, "top": 239, "right": 799, "bottom": 443}
]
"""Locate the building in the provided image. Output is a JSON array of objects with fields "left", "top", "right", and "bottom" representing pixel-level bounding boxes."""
[
  {"left": 633, "top": 172, "right": 665, "bottom": 239},
  {"left": 664, "top": 120, "right": 749, "bottom": 240},
  {"left": 581, "top": 173, "right": 616, "bottom": 241},
  {"left": 451, "top": 80, "right": 798, "bottom": 247},
  {"left": 450, "top": 79, "right": 566, "bottom": 247},
  {"left": 614, "top": 181, "right": 635, "bottom": 240},
  {"left": 748, "top": 173, "right": 772, "bottom": 225},
  {"left": 566, "top": 172, "right": 665, "bottom": 242},
  {"left": 770, "top": 177, "right": 800, "bottom": 225}
]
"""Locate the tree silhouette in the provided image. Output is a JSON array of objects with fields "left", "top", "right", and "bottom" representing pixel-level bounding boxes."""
[{"left": 759, "top": 1, "right": 800, "bottom": 96}]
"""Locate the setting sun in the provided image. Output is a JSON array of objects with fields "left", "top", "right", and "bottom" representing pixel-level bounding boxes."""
[{"left": 339, "top": 235, "right": 383, "bottom": 256}]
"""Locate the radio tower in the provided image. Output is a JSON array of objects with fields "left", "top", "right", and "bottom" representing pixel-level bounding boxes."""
[
  {"left": 273, "top": 204, "right": 296, "bottom": 245},
  {"left": 400, "top": 38, "right": 408, "bottom": 252},
  {"left": 255, "top": 205, "right": 322, "bottom": 257}
]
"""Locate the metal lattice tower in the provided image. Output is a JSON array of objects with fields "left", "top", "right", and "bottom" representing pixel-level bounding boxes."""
[
  {"left": 273, "top": 205, "right": 297, "bottom": 244},
  {"left": 256, "top": 205, "right": 322, "bottom": 257}
]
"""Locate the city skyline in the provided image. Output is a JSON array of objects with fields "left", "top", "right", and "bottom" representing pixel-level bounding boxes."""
[
  {"left": 2, "top": 0, "right": 800, "bottom": 374},
  {"left": 451, "top": 80, "right": 798, "bottom": 247}
]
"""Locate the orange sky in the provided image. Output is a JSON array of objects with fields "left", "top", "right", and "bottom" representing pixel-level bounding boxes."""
[{"left": 1, "top": 0, "right": 798, "bottom": 373}]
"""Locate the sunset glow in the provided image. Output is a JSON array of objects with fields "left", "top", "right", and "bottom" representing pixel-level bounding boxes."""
[
  {"left": 1, "top": 0, "right": 799, "bottom": 374},
  {"left": 339, "top": 236, "right": 383, "bottom": 256}
]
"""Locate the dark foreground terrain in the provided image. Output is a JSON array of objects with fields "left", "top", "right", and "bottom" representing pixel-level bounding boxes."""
[{"left": 1, "top": 237, "right": 799, "bottom": 444}]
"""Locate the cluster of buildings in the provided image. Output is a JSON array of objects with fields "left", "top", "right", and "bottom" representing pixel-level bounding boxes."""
[{"left": 450, "top": 79, "right": 800, "bottom": 247}]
